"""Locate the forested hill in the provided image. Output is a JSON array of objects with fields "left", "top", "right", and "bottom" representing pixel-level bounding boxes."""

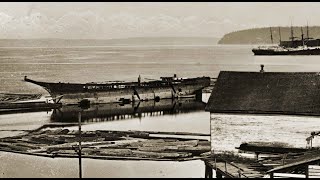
[{"left": 218, "top": 26, "right": 320, "bottom": 44}]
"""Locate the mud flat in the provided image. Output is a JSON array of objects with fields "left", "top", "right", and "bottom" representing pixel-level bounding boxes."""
[{"left": 0, "top": 127, "right": 211, "bottom": 161}]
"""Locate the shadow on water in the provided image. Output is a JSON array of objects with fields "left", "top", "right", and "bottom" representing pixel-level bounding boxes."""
[{"left": 50, "top": 98, "right": 206, "bottom": 123}]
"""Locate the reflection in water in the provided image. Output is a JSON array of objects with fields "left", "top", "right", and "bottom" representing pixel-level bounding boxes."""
[{"left": 51, "top": 98, "right": 206, "bottom": 123}]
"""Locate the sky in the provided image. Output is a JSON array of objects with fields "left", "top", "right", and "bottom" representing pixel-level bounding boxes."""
[{"left": 0, "top": 2, "right": 319, "bottom": 39}]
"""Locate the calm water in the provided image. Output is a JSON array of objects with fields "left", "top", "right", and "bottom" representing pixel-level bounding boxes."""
[
  {"left": 1, "top": 44, "right": 320, "bottom": 177},
  {"left": 210, "top": 114, "right": 320, "bottom": 153}
]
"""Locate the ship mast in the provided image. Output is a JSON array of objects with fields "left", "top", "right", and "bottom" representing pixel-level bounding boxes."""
[
  {"left": 290, "top": 22, "right": 297, "bottom": 47},
  {"left": 269, "top": 27, "right": 274, "bottom": 44},
  {"left": 301, "top": 27, "right": 304, "bottom": 46},
  {"left": 307, "top": 21, "right": 309, "bottom": 40},
  {"left": 278, "top": 26, "right": 282, "bottom": 43}
]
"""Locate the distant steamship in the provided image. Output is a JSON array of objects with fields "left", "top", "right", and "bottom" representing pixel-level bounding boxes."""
[
  {"left": 252, "top": 24, "right": 320, "bottom": 55},
  {"left": 24, "top": 74, "right": 210, "bottom": 105}
]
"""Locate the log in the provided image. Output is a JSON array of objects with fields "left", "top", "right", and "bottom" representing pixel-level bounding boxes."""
[
  {"left": 98, "top": 130, "right": 210, "bottom": 137},
  {"left": 141, "top": 139, "right": 199, "bottom": 147},
  {"left": 0, "top": 142, "right": 30, "bottom": 151},
  {"left": 98, "top": 149, "right": 133, "bottom": 157},
  {"left": 132, "top": 150, "right": 192, "bottom": 159},
  {"left": 237, "top": 142, "right": 308, "bottom": 154}
]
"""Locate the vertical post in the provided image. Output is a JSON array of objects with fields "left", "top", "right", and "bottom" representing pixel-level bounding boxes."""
[
  {"left": 215, "top": 158, "right": 217, "bottom": 171},
  {"left": 216, "top": 171, "right": 223, "bottom": 178},
  {"left": 225, "top": 161, "right": 227, "bottom": 172},
  {"left": 78, "top": 111, "right": 82, "bottom": 179},
  {"left": 208, "top": 163, "right": 213, "bottom": 179},
  {"left": 270, "top": 172, "right": 274, "bottom": 178},
  {"left": 306, "top": 165, "right": 309, "bottom": 178},
  {"left": 282, "top": 154, "right": 287, "bottom": 166},
  {"left": 204, "top": 163, "right": 213, "bottom": 178},
  {"left": 205, "top": 163, "right": 208, "bottom": 178},
  {"left": 210, "top": 115, "right": 212, "bottom": 153}
]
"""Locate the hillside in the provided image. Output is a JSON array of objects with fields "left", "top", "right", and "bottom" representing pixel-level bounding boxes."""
[
  {"left": 218, "top": 26, "right": 320, "bottom": 44},
  {"left": 0, "top": 37, "right": 219, "bottom": 47}
]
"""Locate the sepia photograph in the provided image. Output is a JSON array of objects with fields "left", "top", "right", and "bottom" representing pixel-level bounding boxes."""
[{"left": 0, "top": 2, "right": 320, "bottom": 178}]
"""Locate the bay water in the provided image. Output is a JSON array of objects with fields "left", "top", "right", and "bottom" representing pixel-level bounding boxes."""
[{"left": 1, "top": 43, "right": 320, "bottom": 177}]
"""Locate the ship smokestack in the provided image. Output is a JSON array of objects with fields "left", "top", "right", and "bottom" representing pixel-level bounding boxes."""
[{"left": 260, "top": 64, "right": 265, "bottom": 73}]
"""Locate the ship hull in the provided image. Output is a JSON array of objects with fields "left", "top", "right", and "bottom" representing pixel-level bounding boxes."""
[
  {"left": 24, "top": 77, "right": 210, "bottom": 105},
  {"left": 252, "top": 48, "right": 320, "bottom": 55},
  {"left": 52, "top": 84, "right": 206, "bottom": 105}
]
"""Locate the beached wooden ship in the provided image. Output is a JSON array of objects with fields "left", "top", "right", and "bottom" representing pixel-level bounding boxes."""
[{"left": 24, "top": 75, "right": 210, "bottom": 105}]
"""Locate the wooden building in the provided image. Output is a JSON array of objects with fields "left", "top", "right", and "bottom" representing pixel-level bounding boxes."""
[{"left": 204, "top": 66, "right": 320, "bottom": 178}]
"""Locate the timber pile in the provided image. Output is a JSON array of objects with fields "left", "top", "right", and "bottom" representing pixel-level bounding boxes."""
[
  {"left": 0, "top": 93, "right": 42, "bottom": 103},
  {"left": 0, "top": 128, "right": 211, "bottom": 161}
]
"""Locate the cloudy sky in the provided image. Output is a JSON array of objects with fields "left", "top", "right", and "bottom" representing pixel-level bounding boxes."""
[{"left": 0, "top": 2, "right": 319, "bottom": 39}]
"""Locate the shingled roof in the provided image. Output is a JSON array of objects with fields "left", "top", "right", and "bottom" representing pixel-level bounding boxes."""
[{"left": 205, "top": 71, "right": 320, "bottom": 116}]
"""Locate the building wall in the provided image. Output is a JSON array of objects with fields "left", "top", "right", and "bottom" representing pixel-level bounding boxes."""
[{"left": 210, "top": 113, "right": 320, "bottom": 154}]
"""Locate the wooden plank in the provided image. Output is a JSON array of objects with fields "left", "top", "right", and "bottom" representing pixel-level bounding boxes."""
[
  {"left": 267, "top": 156, "right": 320, "bottom": 173},
  {"left": 273, "top": 173, "right": 306, "bottom": 178},
  {"left": 309, "top": 165, "right": 320, "bottom": 170},
  {"left": 309, "top": 171, "right": 320, "bottom": 174},
  {"left": 309, "top": 176, "right": 320, "bottom": 178},
  {"left": 309, "top": 168, "right": 320, "bottom": 173},
  {"left": 309, "top": 170, "right": 320, "bottom": 173},
  {"left": 308, "top": 173, "right": 320, "bottom": 176}
]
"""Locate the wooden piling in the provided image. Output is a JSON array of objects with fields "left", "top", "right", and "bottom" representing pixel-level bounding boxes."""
[
  {"left": 216, "top": 171, "right": 223, "bottom": 178},
  {"left": 78, "top": 111, "right": 82, "bottom": 179},
  {"left": 204, "top": 163, "right": 213, "bottom": 178}
]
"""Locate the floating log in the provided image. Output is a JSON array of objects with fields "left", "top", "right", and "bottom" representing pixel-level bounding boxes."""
[
  {"left": 98, "top": 149, "right": 133, "bottom": 157},
  {"left": 132, "top": 150, "right": 191, "bottom": 159},
  {"left": 27, "top": 123, "right": 79, "bottom": 134},
  {"left": 134, "top": 130, "right": 210, "bottom": 137},
  {"left": 141, "top": 139, "right": 199, "bottom": 147},
  {"left": 0, "top": 101, "right": 61, "bottom": 114},
  {"left": 237, "top": 142, "right": 308, "bottom": 154},
  {"left": 0, "top": 142, "right": 31, "bottom": 151}
]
